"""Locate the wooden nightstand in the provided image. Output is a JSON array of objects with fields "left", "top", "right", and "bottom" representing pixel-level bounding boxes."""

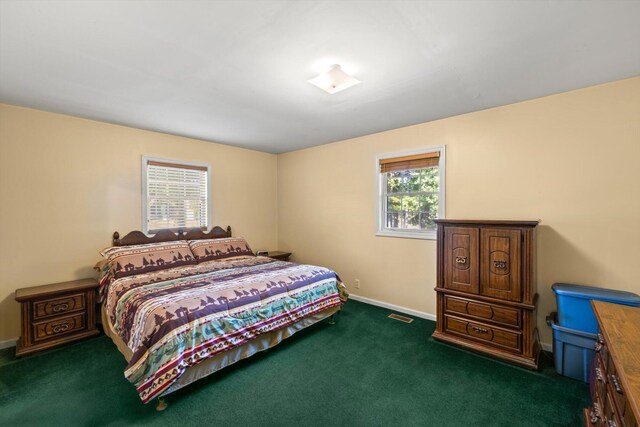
[
  {"left": 15, "top": 278, "right": 100, "bottom": 356},
  {"left": 266, "top": 251, "right": 292, "bottom": 262}
]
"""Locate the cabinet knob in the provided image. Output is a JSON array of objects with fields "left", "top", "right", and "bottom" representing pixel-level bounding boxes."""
[
  {"left": 52, "top": 303, "right": 69, "bottom": 313},
  {"left": 610, "top": 374, "right": 623, "bottom": 394},
  {"left": 590, "top": 402, "right": 602, "bottom": 424},
  {"left": 455, "top": 256, "right": 467, "bottom": 264},
  {"left": 52, "top": 323, "right": 70, "bottom": 334},
  {"left": 595, "top": 367, "right": 603, "bottom": 382},
  {"left": 493, "top": 260, "right": 507, "bottom": 269}
]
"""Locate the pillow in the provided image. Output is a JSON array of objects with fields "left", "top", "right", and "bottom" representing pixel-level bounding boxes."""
[
  {"left": 188, "top": 237, "right": 254, "bottom": 263},
  {"left": 100, "top": 240, "right": 196, "bottom": 279}
]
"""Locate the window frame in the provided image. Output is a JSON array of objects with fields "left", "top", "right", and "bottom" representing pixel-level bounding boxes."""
[
  {"left": 141, "top": 155, "right": 212, "bottom": 235},
  {"left": 375, "top": 146, "right": 446, "bottom": 240}
]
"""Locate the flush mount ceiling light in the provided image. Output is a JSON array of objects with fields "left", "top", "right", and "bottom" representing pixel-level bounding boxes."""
[{"left": 308, "top": 64, "right": 360, "bottom": 94}]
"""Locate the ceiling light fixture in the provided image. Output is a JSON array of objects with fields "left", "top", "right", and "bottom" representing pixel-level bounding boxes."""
[{"left": 308, "top": 64, "right": 360, "bottom": 94}]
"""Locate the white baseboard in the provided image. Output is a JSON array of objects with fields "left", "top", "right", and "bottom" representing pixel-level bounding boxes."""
[
  {"left": 349, "top": 294, "right": 437, "bottom": 321},
  {"left": 0, "top": 337, "right": 17, "bottom": 350},
  {"left": 348, "top": 294, "right": 553, "bottom": 353}
]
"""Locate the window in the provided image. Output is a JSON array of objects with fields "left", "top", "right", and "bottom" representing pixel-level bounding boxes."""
[
  {"left": 142, "top": 156, "right": 211, "bottom": 234},
  {"left": 376, "top": 147, "right": 445, "bottom": 240}
]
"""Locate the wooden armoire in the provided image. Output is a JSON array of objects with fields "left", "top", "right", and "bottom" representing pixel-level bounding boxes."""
[{"left": 432, "top": 219, "right": 540, "bottom": 369}]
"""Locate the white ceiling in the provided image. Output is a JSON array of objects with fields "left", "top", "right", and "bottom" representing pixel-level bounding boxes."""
[{"left": 1, "top": 1, "right": 639, "bottom": 153}]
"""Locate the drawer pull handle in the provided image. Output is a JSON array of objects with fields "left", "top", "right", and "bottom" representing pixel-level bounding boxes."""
[
  {"left": 52, "top": 323, "right": 70, "bottom": 334},
  {"left": 595, "top": 367, "right": 603, "bottom": 382},
  {"left": 471, "top": 326, "right": 489, "bottom": 334},
  {"left": 590, "top": 402, "right": 601, "bottom": 424},
  {"left": 52, "top": 303, "right": 69, "bottom": 312},
  {"left": 493, "top": 260, "right": 507, "bottom": 269},
  {"left": 610, "top": 374, "right": 623, "bottom": 394},
  {"left": 455, "top": 256, "right": 467, "bottom": 264}
]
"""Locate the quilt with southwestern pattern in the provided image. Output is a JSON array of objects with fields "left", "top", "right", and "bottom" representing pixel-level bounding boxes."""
[{"left": 101, "top": 255, "right": 347, "bottom": 403}]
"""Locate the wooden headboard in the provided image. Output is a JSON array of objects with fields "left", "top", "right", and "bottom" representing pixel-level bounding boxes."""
[{"left": 112, "top": 226, "right": 232, "bottom": 246}]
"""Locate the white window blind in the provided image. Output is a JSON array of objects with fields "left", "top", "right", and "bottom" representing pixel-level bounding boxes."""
[{"left": 143, "top": 158, "right": 210, "bottom": 233}]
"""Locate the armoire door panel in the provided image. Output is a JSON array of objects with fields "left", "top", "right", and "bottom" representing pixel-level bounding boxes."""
[
  {"left": 444, "top": 226, "right": 479, "bottom": 294},
  {"left": 480, "top": 228, "right": 522, "bottom": 301}
]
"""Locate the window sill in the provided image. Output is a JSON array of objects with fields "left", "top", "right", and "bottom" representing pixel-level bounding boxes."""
[{"left": 375, "top": 230, "right": 437, "bottom": 240}]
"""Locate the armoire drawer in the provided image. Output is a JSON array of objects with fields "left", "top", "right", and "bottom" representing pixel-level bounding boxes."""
[
  {"left": 444, "top": 315, "right": 522, "bottom": 353},
  {"left": 444, "top": 295, "right": 521, "bottom": 328}
]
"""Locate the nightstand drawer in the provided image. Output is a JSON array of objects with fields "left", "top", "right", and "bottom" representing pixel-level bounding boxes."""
[
  {"left": 33, "top": 293, "right": 85, "bottom": 319},
  {"left": 33, "top": 313, "right": 86, "bottom": 342}
]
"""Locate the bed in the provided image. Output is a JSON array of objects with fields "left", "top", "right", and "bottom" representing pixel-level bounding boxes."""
[{"left": 97, "top": 226, "right": 347, "bottom": 409}]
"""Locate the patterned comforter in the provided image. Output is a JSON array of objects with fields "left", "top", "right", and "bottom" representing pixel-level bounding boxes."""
[{"left": 101, "top": 255, "right": 346, "bottom": 403}]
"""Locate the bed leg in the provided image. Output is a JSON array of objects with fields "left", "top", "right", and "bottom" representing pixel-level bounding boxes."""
[
  {"left": 328, "top": 314, "right": 336, "bottom": 325},
  {"left": 156, "top": 397, "right": 168, "bottom": 412}
]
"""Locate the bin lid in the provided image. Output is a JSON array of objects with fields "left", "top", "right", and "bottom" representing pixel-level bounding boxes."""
[{"left": 552, "top": 283, "right": 640, "bottom": 305}]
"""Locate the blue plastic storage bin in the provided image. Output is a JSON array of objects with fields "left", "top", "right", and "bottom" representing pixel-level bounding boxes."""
[
  {"left": 552, "top": 283, "right": 640, "bottom": 334},
  {"left": 551, "top": 320, "right": 597, "bottom": 383}
]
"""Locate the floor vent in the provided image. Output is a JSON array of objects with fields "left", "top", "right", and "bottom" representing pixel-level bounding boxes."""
[{"left": 388, "top": 313, "right": 414, "bottom": 323}]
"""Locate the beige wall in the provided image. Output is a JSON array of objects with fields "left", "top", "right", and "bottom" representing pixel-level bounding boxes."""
[
  {"left": 1, "top": 77, "right": 638, "bottom": 347},
  {"left": 277, "top": 77, "right": 640, "bottom": 346},
  {"left": 0, "top": 104, "right": 278, "bottom": 342}
]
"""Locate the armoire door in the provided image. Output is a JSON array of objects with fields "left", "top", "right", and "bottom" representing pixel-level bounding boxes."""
[
  {"left": 443, "top": 226, "right": 479, "bottom": 294},
  {"left": 480, "top": 228, "right": 521, "bottom": 302}
]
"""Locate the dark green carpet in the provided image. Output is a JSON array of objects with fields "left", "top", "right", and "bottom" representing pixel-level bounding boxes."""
[{"left": 0, "top": 301, "right": 588, "bottom": 426}]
